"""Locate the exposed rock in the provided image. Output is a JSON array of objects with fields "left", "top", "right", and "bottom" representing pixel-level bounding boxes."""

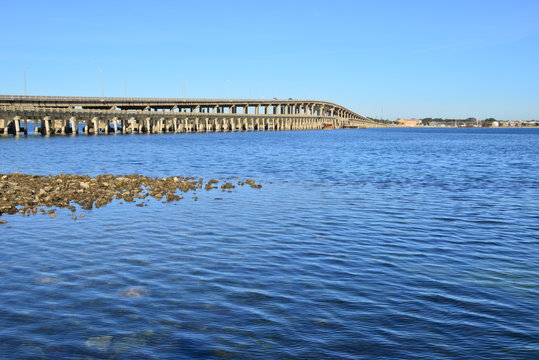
[
  {"left": 0, "top": 173, "right": 263, "bottom": 220},
  {"left": 221, "top": 182, "right": 235, "bottom": 190}
]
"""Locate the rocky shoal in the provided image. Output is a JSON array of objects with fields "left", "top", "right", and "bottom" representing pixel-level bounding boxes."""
[{"left": 0, "top": 173, "right": 262, "bottom": 223}]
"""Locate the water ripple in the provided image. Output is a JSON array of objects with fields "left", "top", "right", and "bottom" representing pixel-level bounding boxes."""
[{"left": 1, "top": 129, "right": 538, "bottom": 359}]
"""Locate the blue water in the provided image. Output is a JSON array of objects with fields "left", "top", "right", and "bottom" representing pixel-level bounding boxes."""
[{"left": 1, "top": 128, "right": 538, "bottom": 359}]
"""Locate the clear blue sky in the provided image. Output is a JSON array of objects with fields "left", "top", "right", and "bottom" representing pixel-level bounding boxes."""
[{"left": 2, "top": 0, "right": 538, "bottom": 120}]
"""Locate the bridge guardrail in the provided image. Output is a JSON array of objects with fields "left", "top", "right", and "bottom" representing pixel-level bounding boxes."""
[{"left": 0, "top": 105, "right": 383, "bottom": 126}]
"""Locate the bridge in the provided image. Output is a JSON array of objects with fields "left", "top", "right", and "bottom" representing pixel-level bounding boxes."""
[{"left": 0, "top": 95, "right": 384, "bottom": 136}]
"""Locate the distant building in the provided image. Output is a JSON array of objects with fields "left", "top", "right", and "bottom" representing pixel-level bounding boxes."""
[{"left": 396, "top": 118, "right": 421, "bottom": 127}]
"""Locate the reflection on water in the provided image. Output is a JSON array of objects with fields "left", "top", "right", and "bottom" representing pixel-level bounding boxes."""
[{"left": 1, "top": 128, "right": 538, "bottom": 359}]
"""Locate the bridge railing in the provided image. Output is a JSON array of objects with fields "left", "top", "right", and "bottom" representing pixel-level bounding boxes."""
[
  {"left": 0, "top": 105, "right": 335, "bottom": 118},
  {"left": 0, "top": 104, "right": 385, "bottom": 126}
]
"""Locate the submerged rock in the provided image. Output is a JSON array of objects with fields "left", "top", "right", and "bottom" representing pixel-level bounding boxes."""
[
  {"left": 35, "top": 276, "right": 62, "bottom": 285},
  {"left": 85, "top": 335, "right": 113, "bottom": 352},
  {"left": 118, "top": 287, "right": 149, "bottom": 297}
]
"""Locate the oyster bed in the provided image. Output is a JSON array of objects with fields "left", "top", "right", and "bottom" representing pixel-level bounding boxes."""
[{"left": 0, "top": 173, "right": 261, "bottom": 222}]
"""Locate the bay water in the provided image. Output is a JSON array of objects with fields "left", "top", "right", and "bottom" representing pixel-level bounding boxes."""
[{"left": 1, "top": 128, "right": 538, "bottom": 359}]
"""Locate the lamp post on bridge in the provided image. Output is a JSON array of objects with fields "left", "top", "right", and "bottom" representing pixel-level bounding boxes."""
[
  {"left": 97, "top": 67, "right": 104, "bottom": 97},
  {"left": 124, "top": 75, "right": 132, "bottom": 97},
  {"left": 24, "top": 67, "right": 31, "bottom": 96},
  {"left": 178, "top": 75, "right": 186, "bottom": 98},
  {"left": 226, "top": 80, "right": 232, "bottom": 98}
]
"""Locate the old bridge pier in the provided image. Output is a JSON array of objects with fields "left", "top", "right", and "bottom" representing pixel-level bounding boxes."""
[{"left": 0, "top": 96, "right": 383, "bottom": 136}]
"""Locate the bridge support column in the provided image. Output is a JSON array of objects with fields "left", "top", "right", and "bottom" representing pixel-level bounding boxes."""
[
  {"left": 144, "top": 117, "right": 149, "bottom": 134},
  {"left": 44, "top": 117, "right": 51, "bottom": 135},
  {"left": 59, "top": 119, "right": 66, "bottom": 135},
  {"left": 92, "top": 117, "right": 99, "bottom": 135},
  {"left": 69, "top": 117, "right": 77, "bottom": 135},
  {"left": 0, "top": 119, "right": 6, "bottom": 136},
  {"left": 23, "top": 119, "right": 28, "bottom": 135},
  {"left": 13, "top": 116, "right": 21, "bottom": 136},
  {"left": 111, "top": 117, "right": 118, "bottom": 134}
]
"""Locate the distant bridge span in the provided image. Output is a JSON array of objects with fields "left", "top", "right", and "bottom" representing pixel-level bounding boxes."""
[{"left": 0, "top": 95, "right": 383, "bottom": 136}]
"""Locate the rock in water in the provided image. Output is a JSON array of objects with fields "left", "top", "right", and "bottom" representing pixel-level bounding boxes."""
[
  {"left": 118, "top": 287, "right": 149, "bottom": 297},
  {"left": 85, "top": 335, "right": 113, "bottom": 352},
  {"left": 35, "top": 276, "right": 62, "bottom": 285}
]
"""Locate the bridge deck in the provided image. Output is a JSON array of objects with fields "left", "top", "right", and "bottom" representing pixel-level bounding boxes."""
[{"left": 0, "top": 95, "right": 384, "bottom": 136}]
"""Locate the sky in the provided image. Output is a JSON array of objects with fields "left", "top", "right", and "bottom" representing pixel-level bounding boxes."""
[{"left": 1, "top": 0, "right": 538, "bottom": 120}]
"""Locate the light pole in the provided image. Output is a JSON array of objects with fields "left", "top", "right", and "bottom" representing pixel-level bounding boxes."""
[
  {"left": 226, "top": 80, "right": 232, "bottom": 98},
  {"left": 124, "top": 75, "right": 132, "bottom": 97},
  {"left": 178, "top": 75, "right": 186, "bottom": 98},
  {"left": 97, "top": 67, "right": 104, "bottom": 97},
  {"left": 24, "top": 67, "right": 31, "bottom": 96}
]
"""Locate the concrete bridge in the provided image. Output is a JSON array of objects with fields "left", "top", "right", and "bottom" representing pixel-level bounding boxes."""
[{"left": 0, "top": 95, "right": 383, "bottom": 136}]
